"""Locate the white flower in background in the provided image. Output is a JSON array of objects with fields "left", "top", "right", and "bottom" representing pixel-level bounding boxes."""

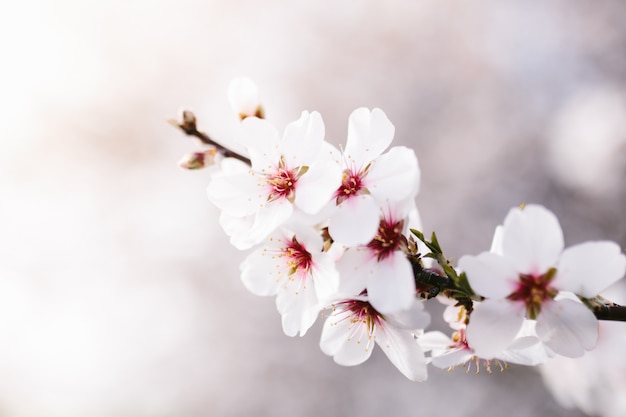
[
  {"left": 207, "top": 111, "right": 342, "bottom": 249},
  {"left": 458, "top": 204, "right": 626, "bottom": 359},
  {"left": 419, "top": 301, "right": 547, "bottom": 373},
  {"left": 228, "top": 77, "right": 263, "bottom": 119},
  {"left": 327, "top": 107, "right": 420, "bottom": 247},
  {"left": 240, "top": 225, "right": 339, "bottom": 337},
  {"left": 320, "top": 296, "right": 430, "bottom": 381},
  {"left": 334, "top": 199, "right": 421, "bottom": 315}
]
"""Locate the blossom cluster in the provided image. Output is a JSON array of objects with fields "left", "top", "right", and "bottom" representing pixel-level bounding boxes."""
[{"left": 175, "top": 78, "right": 626, "bottom": 382}]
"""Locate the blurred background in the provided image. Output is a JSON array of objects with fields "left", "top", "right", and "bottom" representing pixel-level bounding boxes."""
[{"left": 1, "top": 0, "right": 625, "bottom": 416}]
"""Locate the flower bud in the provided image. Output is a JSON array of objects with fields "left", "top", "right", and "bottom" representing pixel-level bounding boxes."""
[
  {"left": 228, "top": 77, "right": 264, "bottom": 120},
  {"left": 178, "top": 149, "right": 216, "bottom": 170}
]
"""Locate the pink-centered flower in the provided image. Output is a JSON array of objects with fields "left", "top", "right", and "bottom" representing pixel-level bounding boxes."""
[
  {"left": 320, "top": 295, "right": 430, "bottom": 381},
  {"left": 419, "top": 301, "right": 547, "bottom": 373},
  {"left": 459, "top": 204, "right": 626, "bottom": 359},
  {"left": 327, "top": 108, "right": 420, "bottom": 247},
  {"left": 240, "top": 226, "right": 339, "bottom": 337},
  {"left": 207, "top": 111, "right": 342, "bottom": 249},
  {"left": 335, "top": 199, "right": 421, "bottom": 314}
]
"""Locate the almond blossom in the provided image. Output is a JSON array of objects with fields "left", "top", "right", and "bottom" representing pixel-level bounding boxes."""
[
  {"left": 459, "top": 204, "right": 626, "bottom": 359},
  {"left": 320, "top": 295, "right": 430, "bottom": 381},
  {"left": 419, "top": 300, "right": 547, "bottom": 373},
  {"left": 327, "top": 107, "right": 420, "bottom": 247},
  {"left": 334, "top": 198, "right": 422, "bottom": 315},
  {"left": 240, "top": 225, "right": 339, "bottom": 337},
  {"left": 207, "top": 111, "right": 342, "bottom": 249}
]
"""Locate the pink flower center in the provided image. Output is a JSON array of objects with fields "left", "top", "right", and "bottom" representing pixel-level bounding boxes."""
[
  {"left": 335, "top": 166, "right": 369, "bottom": 204},
  {"left": 508, "top": 268, "right": 558, "bottom": 319},
  {"left": 367, "top": 218, "right": 405, "bottom": 261},
  {"left": 266, "top": 157, "right": 308, "bottom": 203},
  {"left": 334, "top": 298, "right": 383, "bottom": 337},
  {"left": 282, "top": 236, "right": 313, "bottom": 275}
]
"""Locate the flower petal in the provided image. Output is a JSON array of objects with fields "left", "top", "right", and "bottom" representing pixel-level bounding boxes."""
[
  {"left": 431, "top": 348, "right": 474, "bottom": 370},
  {"left": 366, "top": 146, "right": 420, "bottom": 202},
  {"left": 276, "top": 281, "right": 321, "bottom": 337},
  {"left": 239, "top": 246, "right": 282, "bottom": 296},
  {"left": 294, "top": 157, "right": 342, "bottom": 214},
  {"left": 367, "top": 253, "right": 416, "bottom": 315},
  {"left": 501, "top": 204, "right": 564, "bottom": 274},
  {"left": 555, "top": 241, "right": 626, "bottom": 297},
  {"left": 384, "top": 299, "right": 430, "bottom": 330},
  {"left": 281, "top": 111, "right": 325, "bottom": 166},
  {"left": 328, "top": 194, "right": 380, "bottom": 247},
  {"left": 238, "top": 117, "right": 281, "bottom": 171},
  {"left": 376, "top": 325, "right": 428, "bottom": 381},
  {"left": 466, "top": 299, "right": 525, "bottom": 359},
  {"left": 498, "top": 336, "right": 548, "bottom": 366},
  {"left": 319, "top": 311, "right": 374, "bottom": 366},
  {"left": 536, "top": 298, "right": 598, "bottom": 358},
  {"left": 344, "top": 108, "right": 394, "bottom": 166},
  {"left": 417, "top": 331, "right": 453, "bottom": 352},
  {"left": 457, "top": 252, "right": 519, "bottom": 299}
]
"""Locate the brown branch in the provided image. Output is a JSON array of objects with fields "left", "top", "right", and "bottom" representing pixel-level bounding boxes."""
[
  {"left": 593, "top": 304, "right": 626, "bottom": 322},
  {"left": 169, "top": 110, "right": 251, "bottom": 166}
]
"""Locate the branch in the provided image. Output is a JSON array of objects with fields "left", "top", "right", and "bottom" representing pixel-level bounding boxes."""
[
  {"left": 592, "top": 304, "right": 626, "bottom": 322},
  {"left": 169, "top": 110, "right": 251, "bottom": 166}
]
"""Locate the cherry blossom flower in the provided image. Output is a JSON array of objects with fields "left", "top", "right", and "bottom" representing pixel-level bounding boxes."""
[
  {"left": 320, "top": 295, "right": 430, "bottom": 381},
  {"left": 334, "top": 198, "right": 422, "bottom": 315},
  {"left": 419, "top": 301, "right": 547, "bottom": 373},
  {"left": 240, "top": 225, "right": 339, "bottom": 337},
  {"left": 459, "top": 204, "right": 626, "bottom": 359},
  {"left": 207, "top": 111, "right": 342, "bottom": 249},
  {"left": 327, "top": 108, "right": 420, "bottom": 247}
]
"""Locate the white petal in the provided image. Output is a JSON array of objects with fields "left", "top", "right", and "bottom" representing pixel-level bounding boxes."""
[
  {"left": 384, "top": 299, "right": 430, "bottom": 330},
  {"left": 376, "top": 325, "right": 428, "bottom": 381},
  {"left": 276, "top": 281, "right": 321, "bottom": 337},
  {"left": 501, "top": 204, "right": 564, "bottom": 274},
  {"left": 207, "top": 171, "right": 261, "bottom": 217},
  {"left": 281, "top": 111, "right": 325, "bottom": 166},
  {"left": 498, "top": 336, "right": 548, "bottom": 366},
  {"left": 294, "top": 157, "right": 342, "bottom": 214},
  {"left": 465, "top": 299, "right": 525, "bottom": 359},
  {"left": 335, "top": 248, "right": 371, "bottom": 297},
  {"left": 344, "top": 108, "right": 394, "bottom": 165},
  {"left": 536, "top": 298, "right": 598, "bottom": 358},
  {"left": 417, "top": 331, "right": 452, "bottom": 352},
  {"left": 556, "top": 241, "right": 626, "bottom": 297},
  {"left": 227, "top": 77, "right": 260, "bottom": 117},
  {"left": 244, "top": 199, "right": 293, "bottom": 246},
  {"left": 489, "top": 225, "right": 504, "bottom": 254},
  {"left": 310, "top": 255, "right": 340, "bottom": 303},
  {"left": 367, "top": 253, "right": 416, "bottom": 315},
  {"left": 239, "top": 247, "right": 282, "bottom": 296},
  {"left": 457, "top": 252, "right": 519, "bottom": 299},
  {"left": 238, "top": 117, "right": 281, "bottom": 171},
  {"left": 431, "top": 348, "right": 474, "bottom": 370},
  {"left": 328, "top": 194, "right": 380, "bottom": 247},
  {"left": 319, "top": 311, "right": 374, "bottom": 366},
  {"left": 218, "top": 212, "right": 255, "bottom": 250},
  {"left": 366, "top": 146, "right": 420, "bottom": 202}
]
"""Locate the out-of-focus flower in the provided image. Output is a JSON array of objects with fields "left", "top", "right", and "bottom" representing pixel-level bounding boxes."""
[
  {"left": 320, "top": 296, "right": 430, "bottom": 381},
  {"left": 207, "top": 111, "right": 342, "bottom": 249},
  {"left": 459, "top": 204, "right": 626, "bottom": 359},
  {"left": 228, "top": 77, "right": 264, "bottom": 119},
  {"left": 240, "top": 225, "right": 339, "bottom": 337},
  {"left": 327, "top": 108, "right": 421, "bottom": 247}
]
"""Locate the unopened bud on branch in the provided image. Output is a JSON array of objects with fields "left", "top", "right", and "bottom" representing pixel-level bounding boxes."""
[
  {"left": 228, "top": 77, "right": 264, "bottom": 120},
  {"left": 178, "top": 149, "right": 216, "bottom": 170}
]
